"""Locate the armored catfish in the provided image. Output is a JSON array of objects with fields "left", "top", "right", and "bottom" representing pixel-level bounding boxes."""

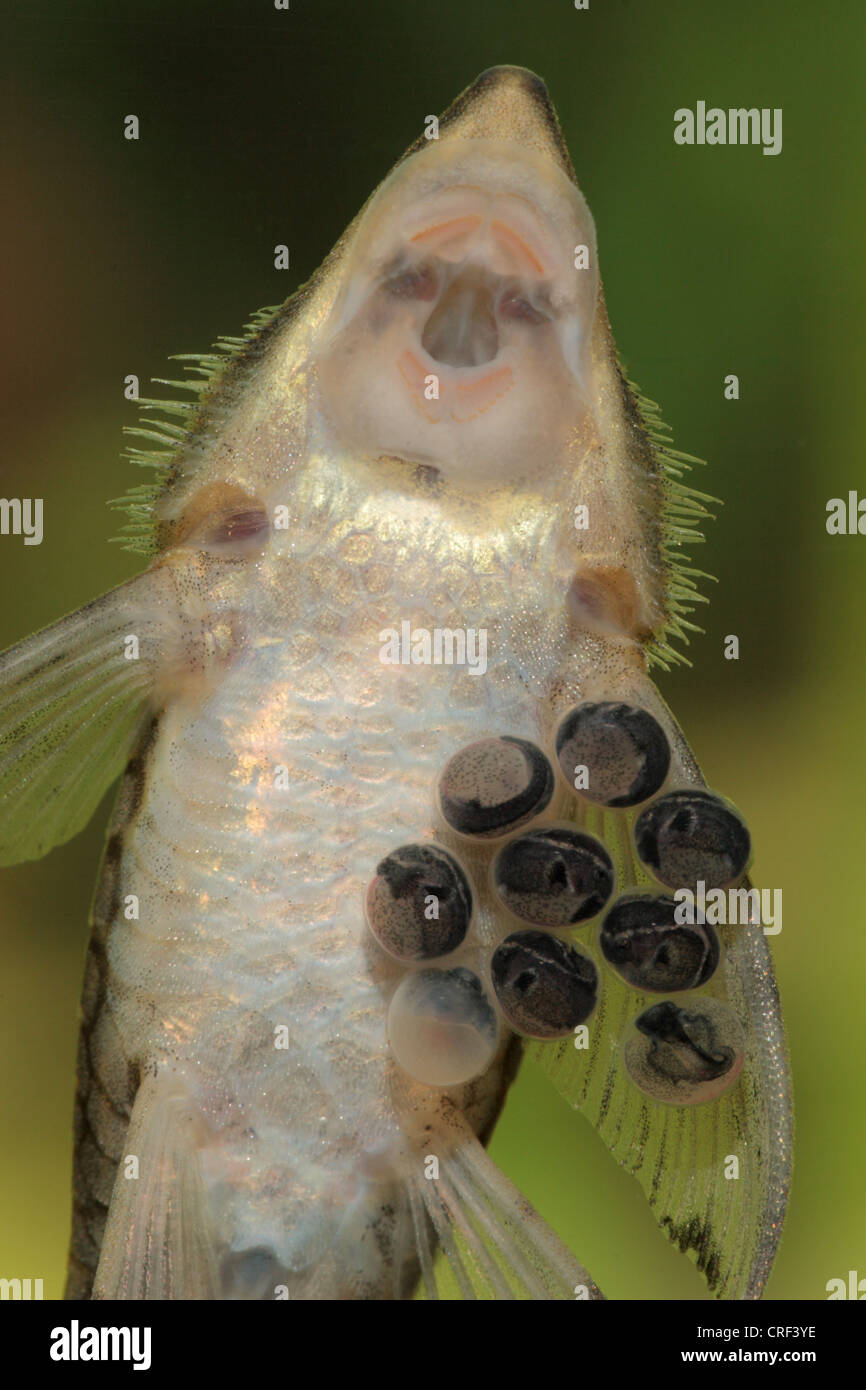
[{"left": 0, "top": 66, "right": 791, "bottom": 1300}]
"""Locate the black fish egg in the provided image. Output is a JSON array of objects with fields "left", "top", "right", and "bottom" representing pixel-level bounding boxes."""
[
  {"left": 365, "top": 843, "right": 472, "bottom": 961},
  {"left": 387, "top": 967, "right": 500, "bottom": 1086},
  {"left": 493, "top": 827, "right": 614, "bottom": 926},
  {"left": 491, "top": 931, "right": 598, "bottom": 1038},
  {"left": 634, "top": 789, "right": 751, "bottom": 889},
  {"left": 623, "top": 998, "right": 746, "bottom": 1105},
  {"left": 438, "top": 736, "right": 554, "bottom": 839},
  {"left": 555, "top": 701, "right": 670, "bottom": 808},
  {"left": 600, "top": 892, "right": 720, "bottom": 992}
]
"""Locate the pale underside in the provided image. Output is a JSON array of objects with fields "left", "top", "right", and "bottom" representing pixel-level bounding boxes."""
[{"left": 0, "top": 65, "right": 790, "bottom": 1300}]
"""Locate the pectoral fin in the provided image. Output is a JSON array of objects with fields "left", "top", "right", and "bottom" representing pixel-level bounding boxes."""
[
  {"left": 0, "top": 569, "right": 174, "bottom": 866},
  {"left": 532, "top": 673, "right": 792, "bottom": 1299}
]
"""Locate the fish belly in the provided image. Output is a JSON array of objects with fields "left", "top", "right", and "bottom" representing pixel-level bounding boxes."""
[{"left": 68, "top": 635, "right": 549, "bottom": 1298}]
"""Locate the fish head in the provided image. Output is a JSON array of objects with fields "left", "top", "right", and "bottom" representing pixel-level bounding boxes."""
[
  {"left": 316, "top": 66, "right": 601, "bottom": 490},
  {"left": 150, "top": 68, "right": 663, "bottom": 654}
]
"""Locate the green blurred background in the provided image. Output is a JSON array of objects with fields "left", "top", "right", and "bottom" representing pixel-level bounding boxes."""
[{"left": 0, "top": 0, "right": 863, "bottom": 1299}]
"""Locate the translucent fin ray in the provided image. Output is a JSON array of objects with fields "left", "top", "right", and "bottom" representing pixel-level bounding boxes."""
[
  {"left": 529, "top": 674, "right": 792, "bottom": 1299},
  {"left": 92, "top": 1073, "right": 220, "bottom": 1300},
  {"left": 110, "top": 304, "right": 282, "bottom": 555},
  {"left": 409, "top": 1103, "right": 604, "bottom": 1300},
  {"left": 0, "top": 572, "right": 169, "bottom": 865},
  {"left": 626, "top": 376, "right": 720, "bottom": 671}
]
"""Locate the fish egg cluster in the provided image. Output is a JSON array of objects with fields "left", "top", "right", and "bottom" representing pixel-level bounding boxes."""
[
  {"left": 552, "top": 699, "right": 751, "bottom": 1107},
  {"left": 368, "top": 735, "right": 604, "bottom": 1086},
  {"left": 366, "top": 712, "right": 752, "bottom": 1104}
]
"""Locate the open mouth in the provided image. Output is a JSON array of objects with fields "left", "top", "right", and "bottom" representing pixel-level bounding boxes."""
[
  {"left": 383, "top": 198, "right": 554, "bottom": 364},
  {"left": 421, "top": 263, "right": 500, "bottom": 368},
  {"left": 377, "top": 199, "right": 557, "bottom": 423}
]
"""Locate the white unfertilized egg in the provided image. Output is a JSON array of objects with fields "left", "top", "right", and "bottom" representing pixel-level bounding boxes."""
[{"left": 387, "top": 966, "right": 500, "bottom": 1086}]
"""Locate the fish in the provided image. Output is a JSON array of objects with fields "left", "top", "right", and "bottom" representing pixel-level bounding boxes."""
[{"left": 0, "top": 65, "right": 791, "bottom": 1301}]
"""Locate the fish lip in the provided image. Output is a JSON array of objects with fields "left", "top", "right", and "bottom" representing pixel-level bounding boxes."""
[
  {"left": 412, "top": 337, "right": 518, "bottom": 382},
  {"left": 396, "top": 341, "right": 519, "bottom": 430}
]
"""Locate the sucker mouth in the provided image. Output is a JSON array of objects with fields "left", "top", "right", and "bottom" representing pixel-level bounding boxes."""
[
  {"left": 380, "top": 196, "right": 556, "bottom": 379},
  {"left": 316, "top": 171, "right": 596, "bottom": 476},
  {"left": 420, "top": 264, "right": 500, "bottom": 368},
  {"left": 381, "top": 244, "right": 559, "bottom": 426}
]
